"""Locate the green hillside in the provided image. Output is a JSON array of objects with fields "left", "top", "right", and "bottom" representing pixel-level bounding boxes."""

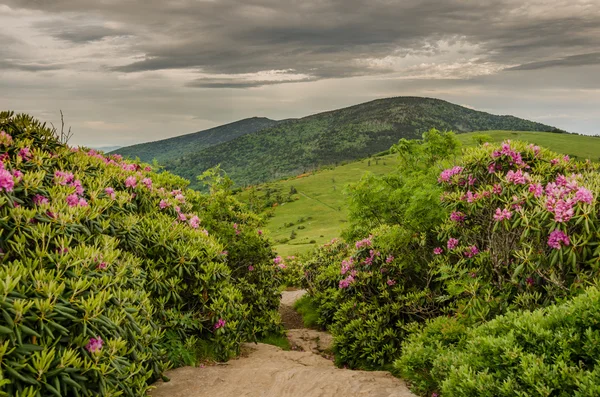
[
  {"left": 244, "top": 130, "right": 600, "bottom": 256},
  {"left": 121, "top": 97, "right": 552, "bottom": 189},
  {"left": 113, "top": 116, "right": 279, "bottom": 163}
]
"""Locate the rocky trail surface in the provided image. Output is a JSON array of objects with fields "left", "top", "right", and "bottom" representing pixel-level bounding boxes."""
[{"left": 150, "top": 290, "right": 416, "bottom": 397}]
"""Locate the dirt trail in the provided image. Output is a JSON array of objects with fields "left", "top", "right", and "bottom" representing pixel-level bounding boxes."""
[{"left": 150, "top": 290, "right": 416, "bottom": 397}]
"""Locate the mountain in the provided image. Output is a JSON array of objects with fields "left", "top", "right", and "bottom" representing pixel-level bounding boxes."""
[
  {"left": 116, "top": 97, "right": 555, "bottom": 189},
  {"left": 111, "top": 116, "right": 279, "bottom": 163}
]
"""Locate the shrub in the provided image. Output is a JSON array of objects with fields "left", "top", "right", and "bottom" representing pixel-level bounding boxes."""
[
  {"left": 396, "top": 287, "right": 600, "bottom": 396},
  {"left": 433, "top": 141, "right": 599, "bottom": 320},
  {"left": 0, "top": 112, "right": 281, "bottom": 396}
]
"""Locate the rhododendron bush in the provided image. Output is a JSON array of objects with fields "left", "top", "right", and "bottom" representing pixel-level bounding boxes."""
[
  {"left": 0, "top": 112, "right": 281, "bottom": 396},
  {"left": 434, "top": 140, "right": 599, "bottom": 319}
]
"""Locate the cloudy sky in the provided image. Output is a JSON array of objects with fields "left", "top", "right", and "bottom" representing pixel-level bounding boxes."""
[{"left": 1, "top": 0, "right": 599, "bottom": 147}]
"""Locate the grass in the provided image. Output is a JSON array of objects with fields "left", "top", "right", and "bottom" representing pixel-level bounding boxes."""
[
  {"left": 241, "top": 130, "right": 600, "bottom": 256},
  {"left": 259, "top": 333, "right": 292, "bottom": 351},
  {"left": 293, "top": 295, "right": 321, "bottom": 329}
]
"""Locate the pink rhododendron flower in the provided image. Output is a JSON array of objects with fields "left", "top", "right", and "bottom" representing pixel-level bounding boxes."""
[
  {"left": 144, "top": 166, "right": 152, "bottom": 171},
  {"left": 66, "top": 194, "right": 79, "bottom": 207},
  {"left": 248, "top": 265, "right": 254, "bottom": 271},
  {"left": 386, "top": 255, "right": 394, "bottom": 263},
  {"left": 125, "top": 176, "right": 137, "bottom": 188},
  {"left": 550, "top": 158, "right": 559, "bottom": 165},
  {"left": 78, "top": 198, "right": 88, "bottom": 207},
  {"left": 32, "top": 194, "right": 49, "bottom": 205},
  {"left": 0, "top": 131, "right": 12, "bottom": 146},
  {"left": 97, "top": 262, "right": 107, "bottom": 270},
  {"left": 492, "top": 184, "right": 503, "bottom": 195},
  {"left": 258, "top": 229, "right": 263, "bottom": 235},
  {"left": 71, "top": 179, "right": 84, "bottom": 195},
  {"left": 278, "top": 263, "right": 287, "bottom": 270},
  {"left": 447, "top": 238, "right": 459, "bottom": 250},
  {"left": 178, "top": 213, "right": 187, "bottom": 221},
  {"left": 0, "top": 169, "right": 15, "bottom": 192},
  {"left": 438, "top": 166, "right": 463, "bottom": 183},
  {"left": 450, "top": 211, "right": 465, "bottom": 223},
  {"left": 18, "top": 147, "right": 32, "bottom": 161},
  {"left": 142, "top": 177, "right": 152, "bottom": 189},
  {"left": 339, "top": 274, "right": 355, "bottom": 289},
  {"left": 273, "top": 256, "right": 283, "bottom": 265},
  {"left": 493, "top": 208, "right": 512, "bottom": 221},
  {"left": 528, "top": 183, "right": 543, "bottom": 198},
  {"left": 387, "top": 279, "right": 396, "bottom": 286},
  {"left": 487, "top": 163, "right": 496, "bottom": 174},
  {"left": 505, "top": 169, "right": 530, "bottom": 185},
  {"left": 86, "top": 337, "right": 103, "bottom": 353},
  {"left": 575, "top": 187, "right": 593, "bottom": 204},
  {"left": 214, "top": 318, "right": 226, "bottom": 330},
  {"left": 202, "top": 229, "right": 209, "bottom": 236},
  {"left": 11, "top": 170, "right": 23, "bottom": 183},
  {"left": 355, "top": 235, "right": 373, "bottom": 249},
  {"left": 175, "top": 194, "right": 185, "bottom": 203},
  {"left": 189, "top": 215, "right": 200, "bottom": 229},
  {"left": 54, "top": 171, "right": 74, "bottom": 185},
  {"left": 548, "top": 229, "right": 569, "bottom": 249},
  {"left": 464, "top": 245, "right": 479, "bottom": 258},
  {"left": 159, "top": 199, "right": 169, "bottom": 209},
  {"left": 433, "top": 247, "right": 443, "bottom": 255}
]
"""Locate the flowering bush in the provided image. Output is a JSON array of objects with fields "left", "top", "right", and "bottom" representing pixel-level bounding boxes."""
[
  {"left": 304, "top": 228, "right": 441, "bottom": 369},
  {"left": 396, "top": 287, "right": 600, "bottom": 396},
  {"left": 433, "top": 140, "right": 599, "bottom": 319},
  {"left": 0, "top": 112, "right": 281, "bottom": 395}
]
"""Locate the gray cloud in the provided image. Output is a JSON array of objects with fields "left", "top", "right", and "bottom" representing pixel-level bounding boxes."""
[
  {"left": 0, "top": 0, "right": 599, "bottom": 146},
  {"left": 508, "top": 52, "right": 600, "bottom": 71}
]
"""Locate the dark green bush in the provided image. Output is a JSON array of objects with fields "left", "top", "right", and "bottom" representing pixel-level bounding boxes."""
[
  {"left": 396, "top": 287, "right": 600, "bottom": 396},
  {"left": 0, "top": 112, "right": 281, "bottom": 396}
]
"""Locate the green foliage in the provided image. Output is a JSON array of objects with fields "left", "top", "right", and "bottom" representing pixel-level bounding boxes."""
[
  {"left": 125, "top": 97, "right": 553, "bottom": 189},
  {"left": 292, "top": 295, "right": 320, "bottom": 329},
  {"left": 258, "top": 333, "right": 291, "bottom": 351},
  {"left": 396, "top": 287, "right": 600, "bottom": 396},
  {"left": 0, "top": 112, "right": 281, "bottom": 396},
  {"left": 113, "top": 117, "right": 278, "bottom": 164},
  {"left": 278, "top": 256, "right": 305, "bottom": 288}
]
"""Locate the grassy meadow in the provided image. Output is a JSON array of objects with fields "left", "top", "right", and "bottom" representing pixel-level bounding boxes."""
[{"left": 241, "top": 130, "right": 599, "bottom": 256}]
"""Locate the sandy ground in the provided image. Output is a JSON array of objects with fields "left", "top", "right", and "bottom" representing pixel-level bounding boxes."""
[{"left": 150, "top": 290, "right": 416, "bottom": 397}]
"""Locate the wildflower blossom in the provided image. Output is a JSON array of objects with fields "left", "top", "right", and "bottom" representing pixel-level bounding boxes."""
[
  {"left": 273, "top": 256, "right": 283, "bottom": 265},
  {"left": 159, "top": 199, "right": 169, "bottom": 209},
  {"left": 450, "top": 211, "right": 465, "bottom": 223},
  {"left": 248, "top": 265, "right": 254, "bottom": 271},
  {"left": 189, "top": 215, "right": 200, "bottom": 229},
  {"left": 66, "top": 194, "right": 79, "bottom": 207},
  {"left": 438, "top": 166, "right": 464, "bottom": 183},
  {"left": 32, "top": 194, "right": 49, "bottom": 205},
  {"left": 0, "top": 131, "right": 12, "bottom": 146},
  {"left": 355, "top": 235, "right": 373, "bottom": 249},
  {"left": 387, "top": 279, "right": 396, "bottom": 286},
  {"left": 0, "top": 169, "right": 15, "bottom": 192},
  {"left": 178, "top": 213, "right": 187, "bottom": 221},
  {"left": 18, "top": 147, "right": 32, "bottom": 161},
  {"left": 125, "top": 176, "right": 137, "bottom": 188},
  {"left": 105, "top": 187, "right": 116, "bottom": 199},
  {"left": 214, "top": 318, "right": 226, "bottom": 330},
  {"left": 142, "top": 177, "right": 153, "bottom": 189},
  {"left": 447, "top": 238, "right": 459, "bottom": 250},
  {"left": 71, "top": 179, "right": 84, "bottom": 195},
  {"left": 386, "top": 255, "right": 394, "bottom": 263},
  {"left": 175, "top": 194, "right": 185, "bottom": 203},
  {"left": 493, "top": 208, "right": 512, "bottom": 221},
  {"left": 433, "top": 247, "right": 443, "bottom": 255},
  {"left": 528, "top": 183, "right": 543, "bottom": 198},
  {"left": 339, "top": 274, "right": 355, "bottom": 289},
  {"left": 464, "top": 245, "right": 479, "bottom": 258},
  {"left": 506, "top": 169, "right": 529, "bottom": 185},
  {"left": 86, "top": 337, "right": 103, "bottom": 353},
  {"left": 54, "top": 171, "right": 74, "bottom": 185},
  {"left": 78, "top": 198, "right": 88, "bottom": 207},
  {"left": 575, "top": 187, "right": 593, "bottom": 204},
  {"left": 97, "top": 262, "right": 107, "bottom": 270},
  {"left": 548, "top": 229, "right": 569, "bottom": 249}
]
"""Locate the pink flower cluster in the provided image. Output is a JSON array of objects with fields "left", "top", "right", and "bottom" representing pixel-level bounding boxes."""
[
  {"left": 0, "top": 168, "right": 14, "bottom": 192},
  {"left": 505, "top": 169, "right": 530, "bottom": 185},
  {"left": 433, "top": 247, "right": 443, "bottom": 255},
  {"left": 547, "top": 229, "right": 569, "bottom": 250},
  {"left": 86, "top": 337, "right": 103, "bottom": 353},
  {"left": 355, "top": 235, "right": 373, "bottom": 249},
  {"left": 363, "top": 249, "right": 381, "bottom": 265},
  {"left": 66, "top": 193, "right": 88, "bottom": 207},
  {"left": 340, "top": 257, "right": 355, "bottom": 275},
  {"left": 528, "top": 183, "right": 543, "bottom": 198},
  {"left": 0, "top": 131, "right": 13, "bottom": 146},
  {"left": 438, "top": 166, "right": 463, "bottom": 183},
  {"left": 464, "top": 245, "right": 479, "bottom": 258},
  {"left": 545, "top": 174, "right": 594, "bottom": 223},
  {"left": 125, "top": 176, "right": 137, "bottom": 188},
  {"left": 450, "top": 211, "right": 465, "bottom": 223},
  {"left": 18, "top": 147, "right": 32, "bottom": 161},
  {"left": 189, "top": 215, "right": 201, "bottom": 229},
  {"left": 233, "top": 223, "right": 240, "bottom": 235},
  {"left": 492, "top": 142, "right": 526, "bottom": 167},
  {"left": 214, "top": 318, "right": 226, "bottom": 330},
  {"left": 33, "top": 194, "right": 49, "bottom": 205},
  {"left": 54, "top": 170, "right": 74, "bottom": 185},
  {"left": 447, "top": 238, "right": 459, "bottom": 250},
  {"left": 105, "top": 187, "right": 116, "bottom": 199},
  {"left": 339, "top": 274, "right": 355, "bottom": 289},
  {"left": 493, "top": 208, "right": 512, "bottom": 221}
]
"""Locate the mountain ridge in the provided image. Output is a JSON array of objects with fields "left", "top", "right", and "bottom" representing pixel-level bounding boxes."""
[{"left": 115, "top": 96, "right": 556, "bottom": 188}]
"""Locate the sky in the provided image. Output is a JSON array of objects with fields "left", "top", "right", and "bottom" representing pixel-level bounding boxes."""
[{"left": 1, "top": 0, "right": 599, "bottom": 148}]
